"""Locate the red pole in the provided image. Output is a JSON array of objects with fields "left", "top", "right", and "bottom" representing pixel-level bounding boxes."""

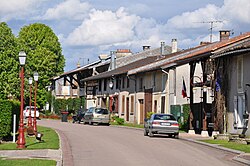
[
  {"left": 27, "top": 83, "right": 32, "bottom": 127},
  {"left": 17, "top": 67, "right": 26, "bottom": 148},
  {"left": 33, "top": 81, "right": 37, "bottom": 133}
]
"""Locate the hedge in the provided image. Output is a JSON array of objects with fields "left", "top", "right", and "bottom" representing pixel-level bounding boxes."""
[{"left": 0, "top": 100, "right": 20, "bottom": 141}]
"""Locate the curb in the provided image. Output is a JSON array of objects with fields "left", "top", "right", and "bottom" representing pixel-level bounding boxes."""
[
  {"left": 54, "top": 129, "right": 63, "bottom": 166},
  {"left": 111, "top": 125, "right": 250, "bottom": 165}
]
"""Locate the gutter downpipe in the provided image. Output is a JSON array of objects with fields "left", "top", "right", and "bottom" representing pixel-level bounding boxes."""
[
  {"left": 161, "top": 69, "right": 169, "bottom": 113},
  {"left": 127, "top": 74, "right": 137, "bottom": 124}
]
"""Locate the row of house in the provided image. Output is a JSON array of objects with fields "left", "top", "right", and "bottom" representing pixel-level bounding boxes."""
[{"left": 51, "top": 30, "right": 250, "bottom": 137}]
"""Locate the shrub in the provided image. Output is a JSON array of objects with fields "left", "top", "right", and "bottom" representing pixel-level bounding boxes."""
[
  {"left": 146, "top": 112, "right": 154, "bottom": 119},
  {"left": 116, "top": 118, "right": 125, "bottom": 125},
  {"left": 112, "top": 116, "right": 124, "bottom": 125},
  {"left": 0, "top": 100, "right": 20, "bottom": 141}
]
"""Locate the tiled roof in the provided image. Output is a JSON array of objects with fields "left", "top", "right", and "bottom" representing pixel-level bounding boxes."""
[
  {"left": 83, "top": 56, "right": 158, "bottom": 81},
  {"left": 128, "top": 32, "right": 250, "bottom": 75}
]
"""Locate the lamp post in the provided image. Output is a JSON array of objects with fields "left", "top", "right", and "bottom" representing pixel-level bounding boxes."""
[
  {"left": 27, "top": 77, "right": 33, "bottom": 127},
  {"left": 17, "top": 51, "right": 26, "bottom": 149},
  {"left": 33, "top": 72, "right": 39, "bottom": 133}
]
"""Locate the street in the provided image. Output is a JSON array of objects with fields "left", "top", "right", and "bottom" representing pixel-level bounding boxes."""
[{"left": 38, "top": 119, "right": 244, "bottom": 166}]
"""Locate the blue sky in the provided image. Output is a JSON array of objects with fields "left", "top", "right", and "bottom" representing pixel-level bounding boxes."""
[{"left": 1, "top": 0, "right": 249, "bottom": 71}]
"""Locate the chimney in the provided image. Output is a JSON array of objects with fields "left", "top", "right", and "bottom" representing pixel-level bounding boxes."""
[
  {"left": 110, "top": 51, "right": 116, "bottom": 70},
  {"left": 142, "top": 46, "right": 151, "bottom": 51},
  {"left": 219, "top": 30, "right": 230, "bottom": 41},
  {"left": 171, "top": 39, "right": 177, "bottom": 53},
  {"left": 160, "top": 42, "right": 165, "bottom": 56}
]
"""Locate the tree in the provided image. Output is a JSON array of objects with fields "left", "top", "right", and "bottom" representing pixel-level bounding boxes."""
[
  {"left": 0, "top": 22, "right": 19, "bottom": 99},
  {"left": 18, "top": 23, "right": 65, "bottom": 108}
]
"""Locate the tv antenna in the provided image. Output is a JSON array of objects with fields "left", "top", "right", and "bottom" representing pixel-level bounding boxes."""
[{"left": 196, "top": 20, "right": 223, "bottom": 42}]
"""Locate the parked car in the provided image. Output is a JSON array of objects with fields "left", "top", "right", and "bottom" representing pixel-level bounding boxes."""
[
  {"left": 23, "top": 106, "right": 39, "bottom": 119},
  {"left": 144, "top": 113, "right": 179, "bottom": 138},
  {"left": 83, "top": 107, "right": 110, "bottom": 125},
  {"left": 72, "top": 108, "right": 86, "bottom": 124}
]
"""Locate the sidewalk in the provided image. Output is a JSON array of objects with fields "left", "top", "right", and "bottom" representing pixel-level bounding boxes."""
[
  {"left": 0, "top": 126, "right": 250, "bottom": 166},
  {"left": 179, "top": 132, "right": 250, "bottom": 166}
]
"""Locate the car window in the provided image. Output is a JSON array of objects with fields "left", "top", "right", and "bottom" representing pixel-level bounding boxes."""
[
  {"left": 87, "top": 107, "right": 94, "bottom": 113},
  {"left": 95, "top": 108, "right": 109, "bottom": 114},
  {"left": 153, "top": 114, "right": 176, "bottom": 121}
]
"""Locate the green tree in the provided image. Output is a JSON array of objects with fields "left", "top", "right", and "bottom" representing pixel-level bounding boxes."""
[
  {"left": 0, "top": 22, "right": 19, "bottom": 99},
  {"left": 18, "top": 23, "right": 65, "bottom": 108}
]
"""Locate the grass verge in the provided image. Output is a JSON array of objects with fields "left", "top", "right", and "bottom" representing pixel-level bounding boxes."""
[
  {"left": 0, "top": 126, "right": 59, "bottom": 150},
  {"left": 201, "top": 139, "right": 250, "bottom": 153},
  {"left": 0, "top": 158, "right": 56, "bottom": 166}
]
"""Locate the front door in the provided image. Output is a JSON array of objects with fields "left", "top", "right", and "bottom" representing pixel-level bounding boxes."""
[{"left": 139, "top": 99, "right": 144, "bottom": 124}]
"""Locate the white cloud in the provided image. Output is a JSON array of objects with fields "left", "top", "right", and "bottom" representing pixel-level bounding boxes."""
[
  {"left": 66, "top": 7, "right": 140, "bottom": 46},
  {"left": 220, "top": 0, "right": 250, "bottom": 23},
  {"left": 0, "top": 0, "right": 38, "bottom": 21},
  {"left": 42, "top": 0, "right": 91, "bottom": 20}
]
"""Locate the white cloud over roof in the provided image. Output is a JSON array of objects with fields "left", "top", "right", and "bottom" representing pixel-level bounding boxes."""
[{"left": 42, "top": 0, "right": 91, "bottom": 20}]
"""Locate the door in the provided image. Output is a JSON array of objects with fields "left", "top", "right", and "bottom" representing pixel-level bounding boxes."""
[
  {"left": 126, "top": 97, "right": 129, "bottom": 121},
  {"left": 139, "top": 99, "right": 144, "bottom": 124}
]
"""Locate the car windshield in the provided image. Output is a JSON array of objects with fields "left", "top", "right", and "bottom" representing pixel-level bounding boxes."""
[
  {"left": 87, "top": 107, "right": 95, "bottom": 113},
  {"left": 95, "top": 108, "right": 109, "bottom": 114},
  {"left": 153, "top": 114, "right": 176, "bottom": 121}
]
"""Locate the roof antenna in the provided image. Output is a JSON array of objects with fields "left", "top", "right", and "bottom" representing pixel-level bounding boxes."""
[{"left": 195, "top": 20, "right": 223, "bottom": 42}]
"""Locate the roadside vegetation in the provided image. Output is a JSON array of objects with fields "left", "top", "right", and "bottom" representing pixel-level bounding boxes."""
[
  {"left": 201, "top": 139, "right": 250, "bottom": 153},
  {"left": 0, "top": 126, "right": 59, "bottom": 150},
  {"left": 0, "top": 157, "right": 56, "bottom": 166}
]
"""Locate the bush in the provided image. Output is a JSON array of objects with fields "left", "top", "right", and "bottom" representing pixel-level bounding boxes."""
[
  {"left": 179, "top": 104, "right": 190, "bottom": 131},
  {"left": 146, "top": 112, "right": 154, "bottom": 119},
  {"left": 0, "top": 100, "right": 20, "bottom": 141},
  {"left": 112, "top": 116, "right": 124, "bottom": 125}
]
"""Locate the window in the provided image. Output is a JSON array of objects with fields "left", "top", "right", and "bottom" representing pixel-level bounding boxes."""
[
  {"left": 153, "top": 114, "right": 176, "bottom": 121},
  {"left": 127, "top": 77, "right": 130, "bottom": 88},
  {"left": 95, "top": 108, "right": 109, "bottom": 114},
  {"left": 98, "top": 80, "right": 102, "bottom": 91},
  {"left": 173, "top": 68, "right": 176, "bottom": 95},
  {"left": 237, "top": 56, "right": 243, "bottom": 93},
  {"left": 153, "top": 72, "right": 156, "bottom": 87},
  {"left": 139, "top": 77, "right": 143, "bottom": 91},
  {"left": 234, "top": 95, "right": 245, "bottom": 128},
  {"left": 104, "top": 79, "right": 107, "bottom": 91},
  {"left": 122, "top": 77, "right": 125, "bottom": 89}
]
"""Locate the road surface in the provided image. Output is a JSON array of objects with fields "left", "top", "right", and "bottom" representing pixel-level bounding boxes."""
[{"left": 38, "top": 119, "right": 244, "bottom": 166}]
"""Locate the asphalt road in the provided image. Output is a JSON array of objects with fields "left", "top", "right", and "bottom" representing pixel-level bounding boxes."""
[{"left": 38, "top": 119, "right": 244, "bottom": 166}]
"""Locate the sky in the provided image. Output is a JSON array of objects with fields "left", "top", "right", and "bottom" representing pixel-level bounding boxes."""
[{"left": 1, "top": 0, "right": 250, "bottom": 72}]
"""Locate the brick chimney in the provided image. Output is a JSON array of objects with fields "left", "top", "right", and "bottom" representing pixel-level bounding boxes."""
[{"left": 219, "top": 30, "right": 230, "bottom": 41}]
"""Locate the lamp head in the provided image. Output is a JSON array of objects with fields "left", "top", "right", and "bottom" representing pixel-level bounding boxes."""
[
  {"left": 34, "top": 72, "right": 39, "bottom": 81},
  {"left": 28, "top": 77, "right": 33, "bottom": 85},
  {"left": 19, "top": 51, "right": 26, "bottom": 65}
]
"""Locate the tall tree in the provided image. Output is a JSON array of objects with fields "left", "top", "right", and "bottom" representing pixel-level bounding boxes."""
[
  {"left": 0, "top": 22, "right": 19, "bottom": 99},
  {"left": 18, "top": 23, "right": 65, "bottom": 108}
]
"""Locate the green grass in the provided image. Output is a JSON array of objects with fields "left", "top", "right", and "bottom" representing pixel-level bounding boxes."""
[
  {"left": 201, "top": 139, "right": 250, "bottom": 153},
  {"left": 0, "top": 158, "right": 56, "bottom": 166},
  {"left": 0, "top": 126, "right": 59, "bottom": 150}
]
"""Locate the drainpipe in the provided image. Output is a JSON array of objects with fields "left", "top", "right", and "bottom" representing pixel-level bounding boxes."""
[{"left": 127, "top": 75, "right": 137, "bottom": 124}]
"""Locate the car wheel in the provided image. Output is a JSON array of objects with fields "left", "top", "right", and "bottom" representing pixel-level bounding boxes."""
[
  {"left": 174, "top": 134, "right": 179, "bottom": 139},
  {"left": 144, "top": 128, "right": 148, "bottom": 136},
  {"left": 149, "top": 129, "right": 154, "bottom": 137}
]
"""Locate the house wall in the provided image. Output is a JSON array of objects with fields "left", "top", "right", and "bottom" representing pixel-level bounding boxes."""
[{"left": 226, "top": 52, "right": 250, "bottom": 136}]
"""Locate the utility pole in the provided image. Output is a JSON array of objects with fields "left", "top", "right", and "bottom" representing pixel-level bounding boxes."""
[{"left": 196, "top": 20, "right": 223, "bottom": 42}]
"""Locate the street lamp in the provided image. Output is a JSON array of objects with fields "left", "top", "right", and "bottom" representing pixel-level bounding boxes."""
[
  {"left": 33, "top": 72, "right": 39, "bottom": 133},
  {"left": 17, "top": 51, "right": 26, "bottom": 149},
  {"left": 27, "top": 77, "right": 33, "bottom": 128}
]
